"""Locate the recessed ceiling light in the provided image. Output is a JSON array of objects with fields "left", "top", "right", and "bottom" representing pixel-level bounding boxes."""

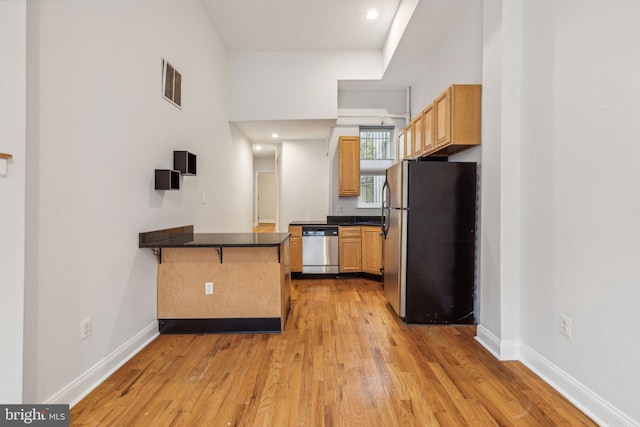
[
  {"left": 271, "top": 132, "right": 279, "bottom": 138},
  {"left": 366, "top": 9, "right": 378, "bottom": 20},
  {"left": 255, "top": 145, "right": 262, "bottom": 150}
]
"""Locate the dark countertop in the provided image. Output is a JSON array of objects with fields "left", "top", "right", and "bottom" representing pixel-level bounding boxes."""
[
  {"left": 139, "top": 225, "right": 289, "bottom": 248},
  {"left": 290, "top": 215, "right": 383, "bottom": 227},
  {"left": 289, "top": 220, "right": 332, "bottom": 226}
]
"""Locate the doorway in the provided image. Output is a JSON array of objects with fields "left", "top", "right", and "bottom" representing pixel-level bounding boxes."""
[{"left": 257, "top": 172, "right": 276, "bottom": 225}]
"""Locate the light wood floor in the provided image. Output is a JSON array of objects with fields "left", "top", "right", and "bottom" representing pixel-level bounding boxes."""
[{"left": 70, "top": 278, "right": 596, "bottom": 426}]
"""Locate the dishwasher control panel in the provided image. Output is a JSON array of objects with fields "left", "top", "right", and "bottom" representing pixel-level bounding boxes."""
[{"left": 302, "top": 226, "right": 338, "bottom": 236}]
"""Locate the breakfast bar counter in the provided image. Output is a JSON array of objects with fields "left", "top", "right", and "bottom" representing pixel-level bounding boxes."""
[{"left": 139, "top": 226, "right": 291, "bottom": 334}]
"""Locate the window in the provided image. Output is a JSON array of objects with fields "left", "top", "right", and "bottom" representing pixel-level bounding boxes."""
[
  {"left": 358, "top": 127, "right": 394, "bottom": 208},
  {"left": 360, "top": 127, "right": 393, "bottom": 160},
  {"left": 359, "top": 175, "right": 386, "bottom": 208}
]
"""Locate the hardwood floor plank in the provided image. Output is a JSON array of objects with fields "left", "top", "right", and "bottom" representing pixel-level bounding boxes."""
[{"left": 70, "top": 278, "right": 597, "bottom": 426}]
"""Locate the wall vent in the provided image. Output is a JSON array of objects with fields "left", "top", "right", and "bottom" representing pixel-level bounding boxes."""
[{"left": 162, "top": 59, "right": 182, "bottom": 109}]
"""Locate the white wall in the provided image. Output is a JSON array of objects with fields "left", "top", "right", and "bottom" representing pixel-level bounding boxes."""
[
  {"left": 23, "top": 0, "right": 253, "bottom": 404},
  {"left": 516, "top": 1, "right": 640, "bottom": 424},
  {"left": 382, "top": 0, "right": 419, "bottom": 73},
  {"left": 475, "top": 0, "right": 640, "bottom": 424},
  {"left": 409, "top": 0, "right": 484, "bottom": 114},
  {"left": 475, "top": 0, "right": 504, "bottom": 346},
  {"left": 0, "top": 0, "right": 26, "bottom": 404},
  {"left": 338, "top": 87, "right": 408, "bottom": 116},
  {"left": 254, "top": 155, "right": 276, "bottom": 173},
  {"left": 229, "top": 50, "right": 382, "bottom": 121},
  {"left": 279, "top": 140, "right": 329, "bottom": 229}
]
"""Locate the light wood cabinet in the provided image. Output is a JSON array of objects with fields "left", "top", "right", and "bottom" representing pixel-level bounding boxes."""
[
  {"left": 403, "top": 123, "right": 413, "bottom": 160},
  {"left": 361, "top": 226, "right": 383, "bottom": 276},
  {"left": 288, "top": 226, "right": 302, "bottom": 273},
  {"left": 421, "top": 103, "right": 436, "bottom": 156},
  {"left": 338, "top": 136, "right": 360, "bottom": 196},
  {"left": 396, "top": 130, "right": 405, "bottom": 161},
  {"left": 338, "top": 226, "right": 361, "bottom": 273},
  {"left": 157, "top": 242, "right": 290, "bottom": 332},
  {"left": 434, "top": 85, "right": 481, "bottom": 155},
  {"left": 412, "top": 113, "right": 424, "bottom": 158}
]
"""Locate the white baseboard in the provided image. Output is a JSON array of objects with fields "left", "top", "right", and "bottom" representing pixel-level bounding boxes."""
[
  {"left": 475, "top": 325, "right": 638, "bottom": 427},
  {"left": 475, "top": 324, "right": 518, "bottom": 360},
  {"left": 475, "top": 325, "right": 520, "bottom": 361},
  {"left": 46, "top": 321, "right": 159, "bottom": 408},
  {"left": 475, "top": 324, "right": 501, "bottom": 358},
  {"left": 519, "top": 343, "right": 638, "bottom": 427}
]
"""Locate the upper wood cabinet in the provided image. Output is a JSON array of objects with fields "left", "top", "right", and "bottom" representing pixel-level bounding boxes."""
[
  {"left": 412, "top": 113, "right": 424, "bottom": 158},
  {"left": 433, "top": 84, "right": 481, "bottom": 155},
  {"left": 338, "top": 136, "right": 360, "bottom": 196},
  {"left": 396, "top": 130, "right": 405, "bottom": 161},
  {"left": 403, "top": 122, "right": 413, "bottom": 160},
  {"left": 422, "top": 103, "right": 436, "bottom": 156}
]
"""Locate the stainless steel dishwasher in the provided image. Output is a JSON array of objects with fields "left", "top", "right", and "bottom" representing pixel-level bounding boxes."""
[{"left": 302, "top": 226, "right": 339, "bottom": 274}]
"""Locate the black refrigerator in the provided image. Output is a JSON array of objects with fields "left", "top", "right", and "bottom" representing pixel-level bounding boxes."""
[{"left": 382, "top": 160, "right": 477, "bottom": 324}]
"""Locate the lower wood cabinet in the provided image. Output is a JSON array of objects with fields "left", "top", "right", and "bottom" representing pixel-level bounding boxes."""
[
  {"left": 338, "top": 226, "right": 361, "bottom": 273},
  {"left": 361, "top": 226, "right": 383, "bottom": 275},
  {"left": 288, "top": 226, "right": 302, "bottom": 273},
  {"left": 290, "top": 224, "right": 382, "bottom": 276}
]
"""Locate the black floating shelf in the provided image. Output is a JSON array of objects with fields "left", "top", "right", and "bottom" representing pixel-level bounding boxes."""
[
  {"left": 155, "top": 169, "right": 180, "bottom": 190},
  {"left": 173, "top": 151, "right": 196, "bottom": 176}
]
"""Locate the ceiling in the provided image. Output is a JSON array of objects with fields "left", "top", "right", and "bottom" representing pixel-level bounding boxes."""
[
  {"left": 199, "top": 0, "right": 477, "bottom": 156},
  {"left": 200, "top": 0, "right": 402, "bottom": 51}
]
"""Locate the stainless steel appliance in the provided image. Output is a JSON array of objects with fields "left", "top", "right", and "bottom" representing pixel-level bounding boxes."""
[
  {"left": 381, "top": 160, "right": 477, "bottom": 324},
  {"left": 302, "top": 226, "right": 339, "bottom": 274}
]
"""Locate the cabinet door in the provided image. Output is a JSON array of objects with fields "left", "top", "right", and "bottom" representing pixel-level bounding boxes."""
[
  {"left": 288, "top": 226, "right": 302, "bottom": 272},
  {"left": 361, "top": 226, "right": 382, "bottom": 275},
  {"left": 412, "top": 114, "right": 424, "bottom": 158},
  {"left": 339, "top": 238, "right": 362, "bottom": 272},
  {"left": 396, "top": 130, "right": 405, "bottom": 160},
  {"left": 435, "top": 87, "right": 452, "bottom": 148},
  {"left": 338, "top": 136, "right": 360, "bottom": 196},
  {"left": 404, "top": 124, "right": 413, "bottom": 160},
  {"left": 339, "top": 226, "right": 361, "bottom": 272},
  {"left": 422, "top": 103, "right": 435, "bottom": 155}
]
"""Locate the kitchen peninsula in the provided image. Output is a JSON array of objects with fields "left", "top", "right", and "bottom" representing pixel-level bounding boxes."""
[{"left": 139, "top": 225, "right": 291, "bottom": 333}]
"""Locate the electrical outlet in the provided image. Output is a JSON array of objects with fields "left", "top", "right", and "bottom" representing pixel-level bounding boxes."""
[
  {"left": 80, "top": 317, "right": 92, "bottom": 340},
  {"left": 559, "top": 314, "right": 572, "bottom": 338},
  {"left": 205, "top": 282, "right": 213, "bottom": 295}
]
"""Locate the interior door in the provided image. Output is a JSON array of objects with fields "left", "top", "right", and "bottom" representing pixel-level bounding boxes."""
[{"left": 257, "top": 172, "right": 276, "bottom": 223}]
